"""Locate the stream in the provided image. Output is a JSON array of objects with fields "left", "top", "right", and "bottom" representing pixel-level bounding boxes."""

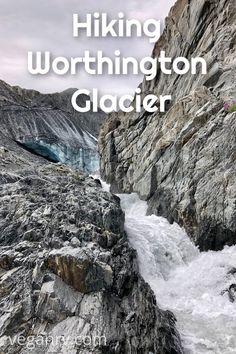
[
  {"left": 118, "top": 192, "right": 236, "bottom": 354},
  {"left": 98, "top": 178, "right": 236, "bottom": 353}
]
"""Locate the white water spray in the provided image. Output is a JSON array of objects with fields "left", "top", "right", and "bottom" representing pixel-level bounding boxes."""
[{"left": 118, "top": 192, "right": 236, "bottom": 354}]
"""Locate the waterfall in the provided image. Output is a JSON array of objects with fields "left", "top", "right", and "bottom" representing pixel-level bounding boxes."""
[{"left": 117, "top": 192, "right": 236, "bottom": 354}]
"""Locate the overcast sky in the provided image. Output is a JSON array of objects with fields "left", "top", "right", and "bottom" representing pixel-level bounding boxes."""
[{"left": 0, "top": 0, "right": 175, "bottom": 96}]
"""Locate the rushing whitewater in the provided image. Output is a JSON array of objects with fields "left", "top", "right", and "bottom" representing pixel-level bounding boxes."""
[{"left": 117, "top": 192, "right": 236, "bottom": 354}]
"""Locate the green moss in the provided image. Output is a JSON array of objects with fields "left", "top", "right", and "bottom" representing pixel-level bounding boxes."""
[{"left": 229, "top": 105, "right": 236, "bottom": 113}]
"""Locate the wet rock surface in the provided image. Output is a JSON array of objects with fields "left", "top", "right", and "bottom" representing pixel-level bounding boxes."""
[
  {"left": 0, "top": 142, "right": 183, "bottom": 353},
  {"left": 99, "top": 0, "right": 236, "bottom": 251}
]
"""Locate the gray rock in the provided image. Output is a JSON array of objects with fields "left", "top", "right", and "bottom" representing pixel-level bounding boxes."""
[
  {"left": 0, "top": 141, "right": 183, "bottom": 353},
  {"left": 99, "top": 0, "right": 236, "bottom": 251}
]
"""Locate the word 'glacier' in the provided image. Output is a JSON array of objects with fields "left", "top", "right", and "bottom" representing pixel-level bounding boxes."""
[{"left": 71, "top": 88, "right": 171, "bottom": 114}]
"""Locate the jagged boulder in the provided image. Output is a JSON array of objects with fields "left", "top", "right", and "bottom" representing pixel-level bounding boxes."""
[{"left": 46, "top": 247, "right": 113, "bottom": 293}]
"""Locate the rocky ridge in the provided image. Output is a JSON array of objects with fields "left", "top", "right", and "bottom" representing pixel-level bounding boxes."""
[
  {"left": 99, "top": 0, "right": 236, "bottom": 251},
  {"left": 0, "top": 133, "right": 183, "bottom": 352}
]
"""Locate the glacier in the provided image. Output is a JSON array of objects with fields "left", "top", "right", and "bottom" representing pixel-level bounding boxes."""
[
  {"left": 20, "top": 135, "right": 99, "bottom": 173},
  {"left": 0, "top": 80, "right": 105, "bottom": 174}
]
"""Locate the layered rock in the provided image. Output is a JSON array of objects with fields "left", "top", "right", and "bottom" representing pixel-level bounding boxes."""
[
  {"left": 0, "top": 138, "right": 183, "bottom": 353},
  {"left": 99, "top": 0, "right": 236, "bottom": 251},
  {"left": 0, "top": 80, "right": 105, "bottom": 173}
]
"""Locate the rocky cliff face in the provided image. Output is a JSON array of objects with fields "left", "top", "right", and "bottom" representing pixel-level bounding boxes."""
[
  {"left": 99, "top": 0, "right": 236, "bottom": 251},
  {"left": 0, "top": 80, "right": 105, "bottom": 173},
  {"left": 0, "top": 123, "right": 183, "bottom": 351}
]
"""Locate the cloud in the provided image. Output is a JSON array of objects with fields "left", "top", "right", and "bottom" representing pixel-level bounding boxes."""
[{"left": 0, "top": 0, "right": 176, "bottom": 95}]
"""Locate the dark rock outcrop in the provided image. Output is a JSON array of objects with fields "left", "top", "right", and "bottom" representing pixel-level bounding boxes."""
[
  {"left": 0, "top": 80, "right": 105, "bottom": 173},
  {"left": 99, "top": 0, "right": 236, "bottom": 251},
  {"left": 0, "top": 134, "right": 183, "bottom": 352}
]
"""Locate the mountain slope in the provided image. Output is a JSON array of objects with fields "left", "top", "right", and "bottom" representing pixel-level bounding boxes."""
[{"left": 99, "top": 0, "right": 236, "bottom": 251}]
